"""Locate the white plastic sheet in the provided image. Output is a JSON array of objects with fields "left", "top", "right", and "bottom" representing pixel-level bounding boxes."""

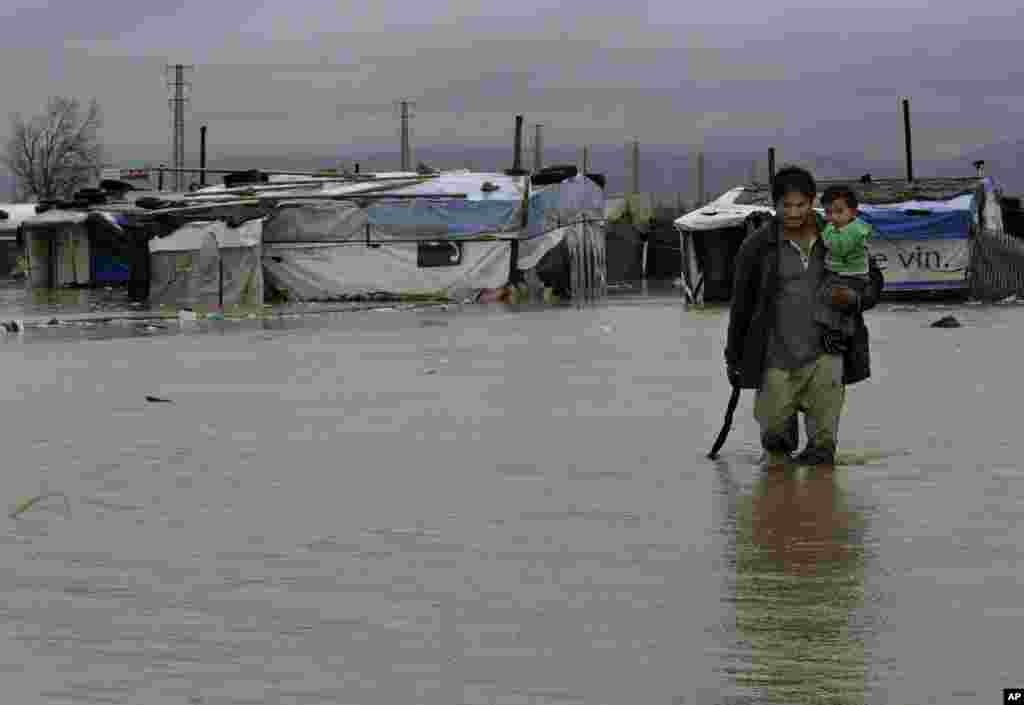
[
  {"left": 263, "top": 241, "right": 512, "bottom": 301},
  {"left": 149, "top": 219, "right": 264, "bottom": 307}
]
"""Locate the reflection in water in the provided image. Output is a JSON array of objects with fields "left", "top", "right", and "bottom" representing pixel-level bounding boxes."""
[
  {"left": 0, "top": 282, "right": 146, "bottom": 318},
  {"left": 723, "top": 468, "right": 869, "bottom": 704}
]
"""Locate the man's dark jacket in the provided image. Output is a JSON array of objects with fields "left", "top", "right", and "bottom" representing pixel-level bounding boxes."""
[{"left": 724, "top": 217, "right": 882, "bottom": 389}]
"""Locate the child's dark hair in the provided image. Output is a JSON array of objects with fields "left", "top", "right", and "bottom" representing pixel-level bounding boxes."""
[
  {"left": 822, "top": 184, "right": 859, "bottom": 210},
  {"left": 771, "top": 165, "right": 816, "bottom": 205}
]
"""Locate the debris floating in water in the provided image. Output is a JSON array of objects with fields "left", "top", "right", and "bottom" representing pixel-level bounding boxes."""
[
  {"left": 931, "top": 315, "right": 961, "bottom": 328},
  {"left": 9, "top": 491, "right": 72, "bottom": 519},
  {"left": 145, "top": 395, "right": 174, "bottom": 404}
]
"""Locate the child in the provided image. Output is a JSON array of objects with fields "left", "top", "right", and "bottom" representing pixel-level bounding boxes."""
[{"left": 817, "top": 185, "right": 872, "bottom": 349}]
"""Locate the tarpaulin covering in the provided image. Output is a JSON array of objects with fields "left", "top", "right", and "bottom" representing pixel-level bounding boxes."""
[
  {"left": 525, "top": 175, "right": 605, "bottom": 241},
  {"left": 149, "top": 219, "right": 263, "bottom": 307},
  {"left": 674, "top": 180, "right": 985, "bottom": 300},
  {"left": 262, "top": 241, "right": 512, "bottom": 301},
  {"left": 675, "top": 186, "right": 977, "bottom": 239},
  {"left": 260, "top": 173, "right": 605, "bottom": 301},
  {"left": 260, "top": 171, "right": 604, "bottom": 244},
  {"left": 857, "top": 194, "right": 974, "bottom": 241},
  {"left": 674, "top": 188, "right": 768, "bottom": 232},
  {"left": 258, "top": 202, "right": 370, "bottom": 243},
  {"left": 366, "top": 198, "right": 522, "bottom": 238},
  {"left": 241, "top": 172, "right": 529, "bottom": 243},
  {"left": 0, "top": 203, "right": 43, "bottom": 234}
]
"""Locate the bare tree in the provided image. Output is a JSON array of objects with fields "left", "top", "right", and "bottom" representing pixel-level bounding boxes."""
[{"left": 2, "top": 97, "right": 104, "bottom": 202}]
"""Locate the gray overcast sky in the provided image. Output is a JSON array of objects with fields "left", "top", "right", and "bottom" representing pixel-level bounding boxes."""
[{"left": 2, "top": 0, "right": 1022, "bottom": 166}]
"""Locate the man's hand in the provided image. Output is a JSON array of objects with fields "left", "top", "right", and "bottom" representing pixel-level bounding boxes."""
[
  {"left": 822, "top": 329, "right": 849, "bottom": 354},
  {"left": 829, "top": 285, "right": 859, "bottom": 312}
]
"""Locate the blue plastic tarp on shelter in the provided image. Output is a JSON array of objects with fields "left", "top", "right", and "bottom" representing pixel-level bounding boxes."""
[
  {"left": 362, "top": 172, "right": 526, "bottom": 238},
  {"left": 858, "top": 193, "right": 974, "bottom": 241},
  {"left": 93, "top": 255, "right": 130, "bottom": 282},
  {"left": 366, "top": 199, "right": 522, "bottom": 237},
  {"left": 524, "top": 177, "right": 605, "bottom": 240}
]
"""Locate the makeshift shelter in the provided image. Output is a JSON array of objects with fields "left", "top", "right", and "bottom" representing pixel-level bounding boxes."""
[
  {"left": 148, "top": 218, "right": 264, "bottom": 307},
  {"left": 673, "top": 176, "right": 988, "bottom": 303},
  {"left": 603, "top": 194, "right": 652, "bottom": 284},
  {"left": 0, "top": 204, "right": 39, "bottom": 277},
  {"left": 251, "top": 169, "right": 605, "bottom": 302},
  {"left": 20, "top": 209, "right": 123, "bottom": 288},
  {"left": 19, "top": 205, "right": 155, "bottom": 296}
]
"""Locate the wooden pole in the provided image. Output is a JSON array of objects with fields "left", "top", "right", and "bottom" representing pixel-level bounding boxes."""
[
  {"left": 513, "top": 115, "right": 523, "bottom": 172},
  {"left": 902, "top": 97, "right": 914, "bottom": 183},
  {"left": 199, "top": 125, "right": 207, "bottom": 187},
  {"left": 631, "top": 139, "right": 640, "bottom": 195},
  {"left": 696, "top": 152, "right": 705, "bottom": 207},
  {"left": 533, "top": 124, "right": 543, "bottom": 171},
  {"left": 768, "top": 148, "right": 776, "bottom": 193}
]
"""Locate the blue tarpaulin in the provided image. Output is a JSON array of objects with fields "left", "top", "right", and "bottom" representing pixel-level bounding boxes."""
[
  {"left": 858, "top": 193, "right": 974, "bottom": 241},
  {"left": 261, "top": 172, "right": 604, "bottom": 243},
  {"left": 365, "top": 199, "right": 522, "bottom": 237},
  {"left": 363, "top": 174, "right": 604, "bottom": 240},
  {"left": 92, "top": 254, "right": 130, "bottom": 283}
]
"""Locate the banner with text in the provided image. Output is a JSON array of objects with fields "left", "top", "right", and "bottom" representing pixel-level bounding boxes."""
[{"left": 871, "top": 238, "right": 969, "bottom": 290}]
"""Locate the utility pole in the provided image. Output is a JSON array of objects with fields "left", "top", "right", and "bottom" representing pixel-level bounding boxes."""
[
  {"left": 395, "top": 99, "right": 416, "bottom": 171},
  {"left": 165, "top": 64, "right": 194, "bottom": 192},
  {"left": 582, "top": 146, "right": 590, "bottom": 175}
]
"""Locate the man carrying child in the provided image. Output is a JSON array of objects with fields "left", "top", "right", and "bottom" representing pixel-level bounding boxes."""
[{"left": 725, "top": 167, "right": 882, "bottom": 470}]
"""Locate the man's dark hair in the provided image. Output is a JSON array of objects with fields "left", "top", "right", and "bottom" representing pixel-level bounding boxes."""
[
  {"left": 771, "top": 165, "right": 817, "bottom": 205},
  {"left": 821, "top": 184, "right": 859, "bottom": 210}
]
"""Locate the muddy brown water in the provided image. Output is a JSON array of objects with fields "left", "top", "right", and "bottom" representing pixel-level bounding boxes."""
[{"left": 0, "top": 286, "right": 1022, "bottom": 704}]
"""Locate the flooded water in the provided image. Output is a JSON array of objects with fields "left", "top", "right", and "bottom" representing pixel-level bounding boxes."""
[{"left": 1, "top": 287, "right": 1023, "bottom": 704}]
